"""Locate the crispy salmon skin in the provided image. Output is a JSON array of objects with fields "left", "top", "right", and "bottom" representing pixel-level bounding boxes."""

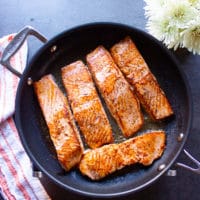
[
  {"left": 79, "top": 131, "right": 166, "bottom": 180},
  {"left": 86, "top": 46, "right": 143, "bottom": 137},
  {"left": 33, "top": 74, "right": 84, "bottom": 171},
  {"left": 110, "top": 36, "right": 173, "bottom": 120},
  {"left": 61, "top": 60, "right": 113, "bottom": 149}
]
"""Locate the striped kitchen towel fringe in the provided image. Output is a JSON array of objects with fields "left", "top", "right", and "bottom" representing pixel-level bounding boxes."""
[
  {"left": 0, "top": 34, "right": 50, "bottom": 200},
  {"left": 0, "top": 34, "right": 27, "bottom": 123}
]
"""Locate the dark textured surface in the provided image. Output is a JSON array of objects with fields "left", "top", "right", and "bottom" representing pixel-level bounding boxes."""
[{"left": 0, "top": 1, "right": 200, "bottom": 200}]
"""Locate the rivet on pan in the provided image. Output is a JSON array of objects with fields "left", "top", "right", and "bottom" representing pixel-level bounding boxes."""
[
  {"left": 177, "top": 133, "right": 184, "bottom": 142},
  {"left": 50, "top": 45, "right": 57, "bottom": 52},
  {"left": 27, "top": 77, "right": 33, "bottom": 85},
  {"left": 158, "top": 164, "right": 166, "bottom": 171}
]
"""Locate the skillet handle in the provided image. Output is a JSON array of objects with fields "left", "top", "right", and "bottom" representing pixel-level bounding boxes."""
[
  {"left": 0, "top": 26, "right": 47, "bottom": 78},
  {"left": 176, "top": 149, "right": 200, "bottom": 175}
]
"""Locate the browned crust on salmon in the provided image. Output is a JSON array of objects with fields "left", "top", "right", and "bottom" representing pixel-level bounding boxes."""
[
  {"left": 86, "top": 46, "right": 143, "bottom": 137},
  {"left": 33, "top": 74, "right": 84, "bottom": 171},
  {"left": 110, "top": 36, "right": 173, "bottom": 120},
  {"left": 79, "top": 131, "right": 166, "bottom": 180},
  {"left": 61, "top": 60, "right": 113, "bottom": 149}
]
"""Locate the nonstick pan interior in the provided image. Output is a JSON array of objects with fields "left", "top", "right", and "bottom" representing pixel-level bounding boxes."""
[{"left": 15, "top": 23, "right": 192, "bottom": 197}]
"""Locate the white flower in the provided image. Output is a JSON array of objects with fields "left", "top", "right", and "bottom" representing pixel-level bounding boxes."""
[
  {"left": 164, "top": 0, "right": 197, "bottom": 28},
  {"left": 146, "top": 16, "right": 181, "bottom": 49},
  {"left": 181, "top": 21, "right": 200, "bottom": 54},
  {"left": 144, "top": 0, "right": 200, "bottom": 54}
]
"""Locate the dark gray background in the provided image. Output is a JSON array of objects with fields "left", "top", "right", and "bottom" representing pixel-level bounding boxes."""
[{"left": 0, "top": 1, "right": 200, "bottom": 199}]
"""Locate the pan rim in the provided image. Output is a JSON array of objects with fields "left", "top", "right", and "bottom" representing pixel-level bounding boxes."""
[{"left": 15, "top": 22, "right": 193, "bottom": 197}]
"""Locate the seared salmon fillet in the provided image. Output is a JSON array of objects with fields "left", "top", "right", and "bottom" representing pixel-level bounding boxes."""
[
  {"left": 110, "top": 36, "right": 173, "bottom": 120},
  {"left": 61, "top": 60, "right": 113, "bottom": 149},
  {"left": 34, "top": 74, "right": 84, "bottom": 171},
  {"left": 79, "top": 131, "right": 166, "bottom": 180},
  {"left": 86, "top": 46, "right": 143, "bottom": 137}
]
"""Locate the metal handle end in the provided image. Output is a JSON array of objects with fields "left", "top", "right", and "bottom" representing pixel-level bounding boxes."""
[
  {"left": 176, "top": 149, "right": 200, "bottom": 175},
  {"left": 0, "top": 26, "right": 47, "bottom": 77}
]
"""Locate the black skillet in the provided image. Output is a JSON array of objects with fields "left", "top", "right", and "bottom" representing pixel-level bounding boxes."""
[{"left": 0, "top": 23, "right": 194, "bottom": 197}]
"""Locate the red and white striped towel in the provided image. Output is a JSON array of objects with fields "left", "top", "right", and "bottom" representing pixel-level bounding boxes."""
[{"left": 0, "top": 34, "right": 50, "bottom": 200}]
